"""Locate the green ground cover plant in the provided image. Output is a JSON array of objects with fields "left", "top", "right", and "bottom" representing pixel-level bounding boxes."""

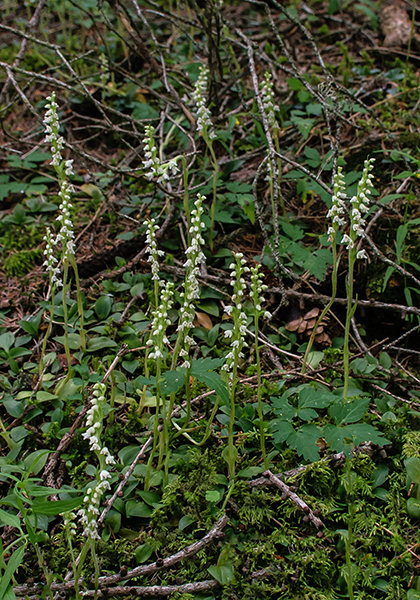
[{"left": 1, "top": 0, "right": 420, "bottom": 599}]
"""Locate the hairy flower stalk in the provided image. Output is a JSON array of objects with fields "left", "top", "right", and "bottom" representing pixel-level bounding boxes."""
[
  {"left": 142, "top": 125, "right": 180, "bottom": 185},
  {"left": 260, "top": 72, "right": 280, "bottom": 130},
  {"left": 43, "top": 227, "right": 62, "bottom": 288},
  {"left": 144, "top": 218, "right": 165, "bottom": 307},
  {"left": 175, "top": 194, "right": 206, "bottom": 370},
  {"left": 39, "top": 228, "right": 62, "bottom": 375},
  {"left": 342, "top": 158, "right": 375, "bottom": 400},
  {"left": 43, "top": 93, "right": 85, "bottom": 371},
  {"left": 191, "top": 66, "right": 215, "bottom": 140},
  {"left": 78, "top": 382, "right": 115, "bottom": 540},
  {"left": 191, "top": 66, "right": 218, "bottom": 250},
  {"left": 144, "top": 281, "right": 174, "bottom": 489},
  {"left": 302, "top": 166, "right": 346, "bottom": 373},
  {"left": 260, "top": 72, "right": 286, "bottom": 219},
  {"left": 222, "top": 253, "right": 249, "bottom": 483},
  {"left": 250, "top": 264, "right": 271, "bottom": 469},
  {"left": 74, "top": 382, "right": 115, "bottom": 597}
]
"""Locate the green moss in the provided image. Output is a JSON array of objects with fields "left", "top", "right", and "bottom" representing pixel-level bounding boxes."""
[{"left": 3, "top": 248, "right": 42, "bottom": 276}]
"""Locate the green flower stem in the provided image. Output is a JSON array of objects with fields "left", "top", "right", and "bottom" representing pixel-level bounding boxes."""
[
  {"left": 273, "top": 134, "right": 287, "bottom": 219},
  {"left": 343, "top": 250, "right": 356, "bottom": 402},
  {"left": 108, "top": 372, "right": 116, "bottom": 426},
  {"left": 91, "top": 540, "right": 100, "bottom": 600},
  {"left": 227, "top": 360, "right": 238, "bottom": 480},
  {"left": 74, "top": 540, "right": 91, "bottom": 599},
  {"left": 345, "top": 460, "right": 355, "bottom": 600},
  {"left": 254, "top": 313, "right": 268, "bottom": 470},
  {"left": 302, "top": 246, "right": 339, "bottom": 373},
  {"left": 145, "top": 357, "right": 162, "bottom": 490},
  {"left": 182, "top": 156, "right": 190, "bottom": 235},
  {"left": 61, "top": 263, "right": 72, "bottom": 374},
  {"left": 39, "top": 292, "right": 55, "bottom": 377},
  {"left": 206, "top": 138, "right": 219, "bottom": 252},
  {"left": 69, "top": 254, "right": 85, "bottom": 350}
]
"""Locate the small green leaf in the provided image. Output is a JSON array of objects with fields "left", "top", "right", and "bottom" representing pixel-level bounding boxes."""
[
  {"left": 53, "top": 333, "right": 81, "bottom": 350},
  {"left": 126, "top": 500, "right": 153, "bottom": 518},
  {"left": 36, "top": 391, "right": 58, "bottom": 402},
  {"left": 104, "top": 509, "right": 121, "bottom": 533},
  {"left": 0, "top": 332, "right": 15, "bottom": 353},
  {"left": 138, "top": 491, "right": 161, "bottom": 506},
  {"left": 205, "top": 490, "right": 221, "bottom": 503},
  {"left": 0, "top": 508, "right": 21, "bottom": 530},
  {"left": 407, "top": 498, "right": 420, "bottom": 520},
  {"left": 237, "top": 466, "right": 265, "bottom": 478},
  {"left": 208, "top": 562, "right": 234, "bottom": 585},
  {"left": 130, "top": 283, "right": 144, "bottom": 297},
  {"left": 405, "top": 457, "right": 420, "bottom": 485},
  {"left": 379, "top": 352, "right": 392, "bottom": 370},
  {"left": 32, "top": 496, "right": 84, "bottom": 516},
  {"left": 134, "top": 543, "right": 154, "bottom": 564},
  {"left": 87, "top": 337, "right": 118, "bottom": 352},
  {"left": 0, "top": 545, "right": 25, "bottom": 600},
  {"left": 94, "top": 296, "right": 113, "bottom": 320},
  {"left": 178, "top": 515, "right": 196, "bottom": 530}
]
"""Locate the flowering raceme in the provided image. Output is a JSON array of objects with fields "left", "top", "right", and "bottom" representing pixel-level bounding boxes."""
[
  {"left": 222, "top": 253, "right": 249, "bottom": 376},
  {"left": 191, "top": 66, "right": 215, "bottom": 139},
  {"left": 341, "top": 158, "right": 375, "bottom": 259},
  {"left": 260, "top": 72, "right": 280, "bottom": 130},
  {"left": 142, "top": 125, "right": 179, "bottom": 184},
  {"left": 177, "top": 194, "right": 206, "bottom": 368},
  {"left": 78, "top": 382, "right": 115, "bottom": 539},
  {"left": 43, "top": 92, "right": 76, "bottom": 264}
]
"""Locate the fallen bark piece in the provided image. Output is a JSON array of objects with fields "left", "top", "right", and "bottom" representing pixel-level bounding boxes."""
[
  {"left": 381, "top": 1, "right": 412, "bottom": 47},
  {"left": 263, "top": 470, "right": 324, "bottom": 530}
]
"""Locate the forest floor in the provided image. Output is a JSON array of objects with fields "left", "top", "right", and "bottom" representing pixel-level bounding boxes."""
[{"left": 1, "top": 0, "right": 420, "bottom": 599}]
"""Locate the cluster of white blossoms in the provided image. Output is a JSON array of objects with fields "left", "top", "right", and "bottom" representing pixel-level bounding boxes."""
[
  {"left": 177, "top": 194, "right": 206, "bottom": 369},
  {"left": 341, "top": 158, "right": 375, "bottom": 259},
  {"left": 55, "top": 181, "right": 75, "bottom": 258},
  {"left": 100, "top": 53, "right": 109, "bottom": 87},
  {"left": 191, "top": 66, "right": 216, "bottom": 139},
  {"left": 44, "top": 92, "right": 74, "bottom": 177},
  {"left": 43, "top": 227, "right": 62, "bottom": 287},
  {"left": 260, "top": 72, "right": 280, "bottom": 129},
  {"left": 146, "top": 281, "right": 174, "bottom": 360},
  {"left": 43, "top": 92, "right": 76, "bottom": 271},
  {"left": 326, "top": 160, "right": 375, "bottom": 260},
  {"left": 63, "top": 511, "right": 77, "bottom": 538},
  {"left": 78, "top": 382, "right": 115, "bottom": 539},
  {"left": 144, "top": 219, "right": 165, "bottom": 282},
  {"left": 250, "top": 263, "right": 271, "bottom": 319},
  {"left": 222, "top": 253, "right": 249, "bottom": 375},
  {"left": 327, "top": 166, "right": 346, "bottom": 243},
  {"left": 142, "top": 125, "right": 179, "bottom": 184}
]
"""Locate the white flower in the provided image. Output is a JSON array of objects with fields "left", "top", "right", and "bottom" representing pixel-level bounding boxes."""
[
  {"left": 191, "top": 66, "right": 215, "bottom": 138},
  {"left": 356, "top": 249, "right": 368, "bottom": 260},
  {"left": 260, "top": 72, "right": 280, "bottom": 129}
]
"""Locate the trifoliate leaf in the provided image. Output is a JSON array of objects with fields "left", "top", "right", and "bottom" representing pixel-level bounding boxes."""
[
  {"left": 272, "top": 420, "right": 294, "bottom": 445},
  {"left": 286, "top": 424, "right": 322, "bottom": 462},
  {"left": 329, "top": 397, "right": 370, "bottom": 425}
]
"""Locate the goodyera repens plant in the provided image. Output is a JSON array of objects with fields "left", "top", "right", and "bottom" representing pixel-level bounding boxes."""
[
  {"left": 42, "top": 93, "right": 85, "bottom": 374},
  {"left": 78, "top": 382, "right": 115, "bottom": 540},
  {"left": 142, "top": 125, "right": 180, "bottom": 184},
  {"left": 302, "top": 159, "right": 374, "bottom": 377}
]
